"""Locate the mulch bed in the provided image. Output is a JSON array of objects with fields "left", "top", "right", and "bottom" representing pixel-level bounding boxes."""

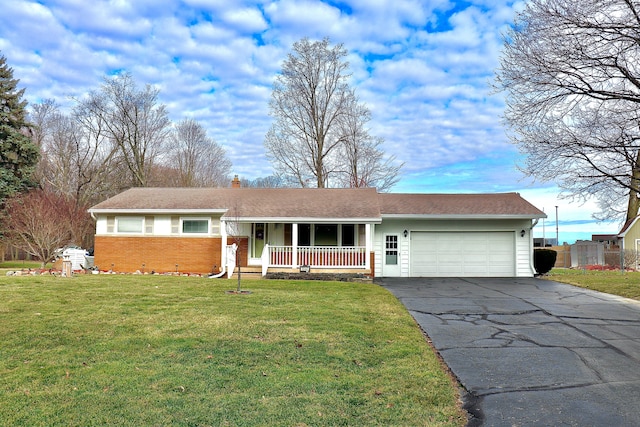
[{"left": 265, "top": 272, "right": 372, "bottom": 282}]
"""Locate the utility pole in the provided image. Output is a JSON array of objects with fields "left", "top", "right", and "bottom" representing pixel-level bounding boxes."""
[
  {"left": 542, "top": 207, "right": 546, "bottom": 247},
  {"left": 555, "top": 205, "right": 559, "bottom": 245}
]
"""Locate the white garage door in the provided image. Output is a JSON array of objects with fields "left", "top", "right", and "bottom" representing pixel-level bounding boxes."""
[{"left": 410, "top": 231, "right": 515, "bottom": 277}]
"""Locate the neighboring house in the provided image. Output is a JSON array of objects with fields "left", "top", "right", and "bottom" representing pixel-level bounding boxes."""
[
  {"left": 618, "top": 216, "right": 640, "bottom": 259},
  {"left": 88, "top": 187, "right": 545, "bottom": 278},
  {"left": 591, "top": 234, "right": 619, "bottom": 248}
]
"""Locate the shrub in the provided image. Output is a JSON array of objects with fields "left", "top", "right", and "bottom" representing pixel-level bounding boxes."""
[{"left": 534, "top": 249, "right": 557, "bottom": 275}]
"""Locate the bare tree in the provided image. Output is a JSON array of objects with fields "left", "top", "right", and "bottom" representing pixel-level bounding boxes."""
[
  {"left": 29, "top": 98, "right": 58, "bottom": 148},
  {"left": 2, "top": 189, "right": 93, "bottom": 267},
  {"left": 336, "top": 98, "right": 402, "bottom": 191},
  {"left": 266, "top": 37, "right": 401, "bottom": 190},
  {"left": 240, "top": 175, "right": 285, "bottom": 188},
  {"left": 31, "top": 100, "right": 119, "bottom": 207},
  {"left": 79, "top": 73, "right": 171, "bottom": 188},
  {"left": 168, "top": 118, "right": 232, "bottom": 187},
  {"left": 29, "top": 99, "right": 58, "bottom": 188},
  {"left": 495, "top": 0, "right": 640, "bottom": 222},
  {"left": 71, "top": 97, "right": 127, "bottom": 202},
  {"left": 265, "top": 37, "right": 356, "bottom": 188}
]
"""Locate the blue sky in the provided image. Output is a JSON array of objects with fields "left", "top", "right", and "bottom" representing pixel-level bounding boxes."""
[{"left": 0, "top": 0, "right": 622, "bottom": 243}]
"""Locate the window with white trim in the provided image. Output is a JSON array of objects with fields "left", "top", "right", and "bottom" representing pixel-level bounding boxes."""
[
  {"left": 117, "top": 217, "right": 143, "bottom": 233},
  {"left": 385, "top": 235, "right": 398, "bottom": 265},
  {"left": 182, "top": 218, "right": 209, "bottom": 234}
]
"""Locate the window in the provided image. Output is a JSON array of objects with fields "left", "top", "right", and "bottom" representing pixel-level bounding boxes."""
[
  {"left": 284, "top": 223, "right": 292, "bottom": 246},
  {"left": 341, "top": 224, "right": 355, "bottom": 246},
  {"left": 298, "top": 224, "right": 311, "bottom": 246},
  {"left": 117, "top": 217, "right": 143, "bottom": 233},
  {"left": 182, "top": 219, "right": 209, "bottom": 234},
  {"left": 385, "top": 235, "right": 398, "bottom": 265},
  {"left": 315, "top": 224, "right": 338, "bottom": 246},
  {"left": 296, "top": 224, "right": 359, "bottom": 247}
]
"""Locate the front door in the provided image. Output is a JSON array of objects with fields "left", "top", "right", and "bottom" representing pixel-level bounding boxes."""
[
  {"left": 383, "top": 234, "right": 401, "bottom": 276},
  {"left": 252, "top": 223, "right": 266, "bottom": 259}
]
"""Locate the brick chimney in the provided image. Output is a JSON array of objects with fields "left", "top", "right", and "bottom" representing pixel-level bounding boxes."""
[{"left": 231, "top": 175, "right": 241, "bottom": 188}]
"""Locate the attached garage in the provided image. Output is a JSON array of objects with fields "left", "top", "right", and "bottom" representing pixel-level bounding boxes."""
[
  {"left": 410, "top": 231, "right": 515, "bottom": 277},
  {"left": 374, "top": 193, "right": 546, "bottom": 278}
]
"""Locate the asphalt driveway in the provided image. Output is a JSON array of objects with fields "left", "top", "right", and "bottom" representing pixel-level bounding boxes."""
[{"left": 379, "top": 277, "right": 640, "bottom": 427}]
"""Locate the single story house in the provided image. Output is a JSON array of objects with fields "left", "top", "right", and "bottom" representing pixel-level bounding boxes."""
[{"left": 88, "top": 187, "right": 546, "bottom": 278}]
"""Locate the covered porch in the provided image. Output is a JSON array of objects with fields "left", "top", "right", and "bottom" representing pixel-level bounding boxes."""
[{"left": 223, "top": 221, "right": 374, "bottom": 276}]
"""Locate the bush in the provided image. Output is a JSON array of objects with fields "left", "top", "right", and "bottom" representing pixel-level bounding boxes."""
[{"left": 534, "top": 249, "right": 557, "bottom": 275}]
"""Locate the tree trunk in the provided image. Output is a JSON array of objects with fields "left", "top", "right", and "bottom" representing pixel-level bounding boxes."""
[{"left": 627, "top": 168, "right": 640, "bottom": 223}]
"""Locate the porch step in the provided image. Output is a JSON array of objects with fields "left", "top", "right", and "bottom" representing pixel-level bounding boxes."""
[{"left": 228, "top": 266, "right": 263, "bottom": 279}]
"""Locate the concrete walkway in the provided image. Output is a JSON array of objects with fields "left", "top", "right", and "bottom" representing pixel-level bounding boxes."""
[{"left": 379, "top": 277, "right": 640, "bottom": 427}]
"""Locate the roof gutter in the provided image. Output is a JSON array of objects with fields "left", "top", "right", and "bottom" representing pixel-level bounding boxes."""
[
  {"left": 88, "top": 208, "right": 228, "bottom": 215},
  {"left": 220, "top": 216, "right": 382, "bottom": 223},
  {"left": 381, "top": 214, "right": 547, "bottom": 220}
]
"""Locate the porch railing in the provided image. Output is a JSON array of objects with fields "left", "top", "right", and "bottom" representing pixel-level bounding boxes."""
[{"left": 268, "top": 245, "right": 367, "bottom": 268}]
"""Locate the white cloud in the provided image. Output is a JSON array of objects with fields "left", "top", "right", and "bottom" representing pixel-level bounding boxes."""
[
  {"left": 48, "top": 0, "right": 154, "bottom": 40},
  {"left": 263, "top": 0, "right": 345, "bottom": 41},
  {"left": 222, "top": 7, "right": 268, "bottom": 33}
]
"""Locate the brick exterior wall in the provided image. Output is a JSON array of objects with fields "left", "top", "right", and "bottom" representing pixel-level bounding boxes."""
[{"left": 94, "top": 236, "right": 248, "bottom": 274}]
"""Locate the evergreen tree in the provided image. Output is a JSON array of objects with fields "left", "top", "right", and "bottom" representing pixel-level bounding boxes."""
[{"left": 0, "top": 53, "right": 38, "bottom": 205}]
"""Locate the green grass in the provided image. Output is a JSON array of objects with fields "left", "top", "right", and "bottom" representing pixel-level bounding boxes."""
[
  {"left": 0, "top": 275, "right": 466, "bottom": 426},
  {"left": 547, "top": 269, "right": 640, "bottom": 300},
  {"left": 0, "top": 260, "right": 52, "bottom": 270}
]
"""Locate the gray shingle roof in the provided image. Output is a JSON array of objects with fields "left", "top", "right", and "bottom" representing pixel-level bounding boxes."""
[
  {"left": 89, "top": 188, "right": 545, "bottom": 220},
  {"left": 89, "top": 187, "right": 382, "bottom": 220},
  {"left": 378, "top": 192, "right": 546, "bottom": 217}
]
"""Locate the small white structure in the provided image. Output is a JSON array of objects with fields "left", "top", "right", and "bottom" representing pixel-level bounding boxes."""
[{"left": 59, "top": 247, "right": 90, "bottom": 271}]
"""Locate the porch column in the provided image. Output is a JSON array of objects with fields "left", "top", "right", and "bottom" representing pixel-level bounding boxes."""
[
  {"left": 365, "top": 223, "right": 371, "bottom": 270},
  {"left": 292, "top": 223, "right": 298, "bottom": 269}
]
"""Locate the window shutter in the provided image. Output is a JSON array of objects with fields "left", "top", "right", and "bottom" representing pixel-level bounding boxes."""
[
  {"left": 107, "top": 216, "right": 115, "bottom": 233},
  {"left": 211, "top": 218, "right": 220, "bottom": 235},
  {"left": 171, "top": 216, "right": 179, "bottom": 234},
  {"left": 145, "top": 216, "right": 154, "bottom": 234}
]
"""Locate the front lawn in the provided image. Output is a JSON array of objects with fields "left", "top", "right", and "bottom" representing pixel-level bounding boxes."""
[
  {"left": 0, "top": 260, "right": 52, "bottom": 271},
  {"left": 546, "top": 269, "right": 640, "bottom": 300},
  {"left": 0, "top": 275, "right": 466, "bottom": 426}
]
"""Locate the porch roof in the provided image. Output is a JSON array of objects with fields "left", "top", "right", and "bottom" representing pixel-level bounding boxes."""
[{"left": 89, "top": 187, "right": 382, "bottom": 221}]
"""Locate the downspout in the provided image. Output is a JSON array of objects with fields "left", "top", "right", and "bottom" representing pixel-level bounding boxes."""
[
  {"left": 209, "top": 242, "right": 237, "bottom": 279},
  {"left": 209, "top": 218, "right": 228, "bottom": 279},
  {"left": 529, "top": 218, "right": 540, "bottom": 276},
  {"left": 208, "top": 265, "right": 226, "bottom": 278}
]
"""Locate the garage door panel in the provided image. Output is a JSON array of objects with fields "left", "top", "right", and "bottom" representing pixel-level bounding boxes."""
[{"left": 411, "top": 231, "right": 515, "bottom": 277}]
